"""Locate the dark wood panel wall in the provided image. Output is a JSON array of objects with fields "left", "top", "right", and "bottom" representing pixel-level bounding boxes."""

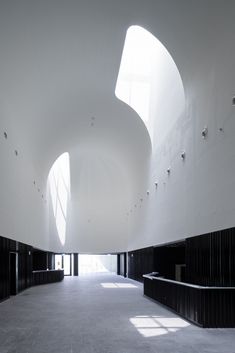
[
  {"left": 117, "top": 253, "right": 127, "bottom": 277},
  {"left": 144, "top": 276, "right": 235, "bottom": 328},
  {"left": 0, "top": 235, "right": 33, "bottom": 301},
  {"left": 154, "top": 245, "right": 185, "bottom": 280},
  {"left": 18, "top": 245, "right": 32, "bottom": 292},
  {"left": 73, "top": 254, "right": 78, "bottom": 276},
  {"left": 33, "top": 270, "right": 64, "bottom": 286},
  {"left": 0, "top": 235, "right": 60, "bottom": 303},
  {"left": 128, "top": 227, "right": 235, "bottom": 286},
  {"left": 128, "top": 247, "right": 154, "bottom": 282},
  {"left": 32, "top": 250, "right": 55, "bottom": 271},
  {"left": 0, "top": 236, "right": 10, "bottom": 302},
  {"left": 186, "top": 227, "right": 235, "bottom": 286}
]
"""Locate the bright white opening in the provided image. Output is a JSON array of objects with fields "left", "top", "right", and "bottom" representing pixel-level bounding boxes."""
[
  {"left": 115, "top": 26, "right": 153, "bottom": 125},
  {"left": 79, "top": 255, "right": 117, "bottom": 275},
  {"left": 115, "top": 26, "right": 185, "bottom": 144},
  {"left": 55, "top": 254, "right": 63, "bottom": 270},
  {"left": 48, "top": 152, "right": 70, "bottom": 245},
  {"left": 64, "top": 254, "right": 71, "bottom": 275},
  {"left": 54, "top": 254, "right": 71, "bottom": 275},
  {"left": 130, "top": 315, "right": 190, "bottom": 338}
]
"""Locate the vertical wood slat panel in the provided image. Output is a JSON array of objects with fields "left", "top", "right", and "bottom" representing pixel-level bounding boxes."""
[
  {"left": 128, "top": 247, "right": 154, "bottom": 282},
  {"left": 144, "top": 277, "right": 235, "bottom": 328},
  {"left": 0, "top": 236, "right": 10, "bottom": 302},
  {"left": 186, "top": 227, "right": 235, "bottom": 286}
]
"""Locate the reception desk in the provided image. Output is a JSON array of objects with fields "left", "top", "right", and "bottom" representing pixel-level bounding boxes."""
[
  {"left": 143, "top": 274, "right": 235, "bottom": 328},
  {"left": 33, "top": 269, "right": 64, "bottom": 286}
]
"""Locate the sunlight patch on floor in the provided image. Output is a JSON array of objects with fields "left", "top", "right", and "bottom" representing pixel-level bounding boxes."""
[
  {"left": 101, "top": 283, "right": 138, "bottom": 288},
  {"left": 130, "top": 315, "right": 190, "bottom": 337}
]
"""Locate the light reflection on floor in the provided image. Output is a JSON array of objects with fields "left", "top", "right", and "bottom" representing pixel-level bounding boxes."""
[
  {"left": 130, "top": 315, "right": 190, "bottom": 337},
  {"left": 101, "top": 283, "right": 138, "bottom": 288}
]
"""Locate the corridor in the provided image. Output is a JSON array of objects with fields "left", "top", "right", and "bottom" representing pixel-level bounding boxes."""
[{"left": 0, "top": 275, "right": 234, "bottom": 353}]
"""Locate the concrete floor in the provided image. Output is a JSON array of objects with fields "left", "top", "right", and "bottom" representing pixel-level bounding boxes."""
[{"left": 0, "top": 274, "right": 235, "bottom": 353}]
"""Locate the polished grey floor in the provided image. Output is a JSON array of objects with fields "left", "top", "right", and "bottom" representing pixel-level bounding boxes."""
[{"left": 0, "top": 274, "right": 235, "bottom": 353}]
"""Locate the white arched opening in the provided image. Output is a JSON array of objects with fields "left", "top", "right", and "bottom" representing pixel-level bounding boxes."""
[
  {"left": 115, "top": 25, "right": 185, "bottom": 146},
  {"left": 48, "top": 152, "right": 70, "bottom": 245}
]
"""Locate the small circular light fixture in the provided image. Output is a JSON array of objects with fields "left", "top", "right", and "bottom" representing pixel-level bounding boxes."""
[
  {"left": 147, "top": 190, "right": 150, "bottom": 195},
  {"left": 167, "top": 168, "right": 171, "bottom": 174},
  {"left": 201, "top": 126, "right": 208, "bottom": 138},
  {"left": 155, "top": 182, "right": 158, "bottom": 188},
  {"left": 3, "top": 132, "right": 7, "bottom": 139},
  {"left": 181, "top": 151, "right": 186, "bottom": 160}
]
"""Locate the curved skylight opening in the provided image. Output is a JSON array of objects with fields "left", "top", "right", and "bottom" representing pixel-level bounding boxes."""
[
  {"left": 115, "top": 26, "right": 185, "bottom": 144},
  {"left": 48, "top": 152, "right": 70, "bottom": 245}
]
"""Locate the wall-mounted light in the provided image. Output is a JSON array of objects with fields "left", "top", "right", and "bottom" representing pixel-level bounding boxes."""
[
  {"left": 232, "top": 97, "right": 235, "bottom": 105},
  {"left": 155, "top": 182, "right": 158, "bottom": 188},
  {"left": 201, "top": 126, "right": 208, "bottom": 138},
  {"left": 147, "top": 190, "right": 150, "bottom": 195},
  {"left": 181, "top": 151, "right": 186, "bottom": 160},
  {"left": 3, "top": 132, "right": 7, "bottom": 139},
  {"left": 167, "top": 168, "right": 171, "bottom": 174}
]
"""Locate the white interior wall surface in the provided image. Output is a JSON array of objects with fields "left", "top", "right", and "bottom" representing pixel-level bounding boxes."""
[{"left": 0, "top": 0, "right": 235, "bottom": 253}]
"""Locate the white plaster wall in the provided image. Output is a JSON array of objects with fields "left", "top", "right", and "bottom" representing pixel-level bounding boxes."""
[
  {"left": 0, "top": 0, "right": 234, "bottom": 253},
  {"left": 127, "top": 1, "right": 235, "bottom": 250},
  {"left": 0, "top": 115, "right": 48, "bottom": 249}
]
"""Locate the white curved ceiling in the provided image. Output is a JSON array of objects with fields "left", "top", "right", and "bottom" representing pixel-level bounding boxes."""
[{"left": 0, "top": 0, "right": 234, "bottom": 252}]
